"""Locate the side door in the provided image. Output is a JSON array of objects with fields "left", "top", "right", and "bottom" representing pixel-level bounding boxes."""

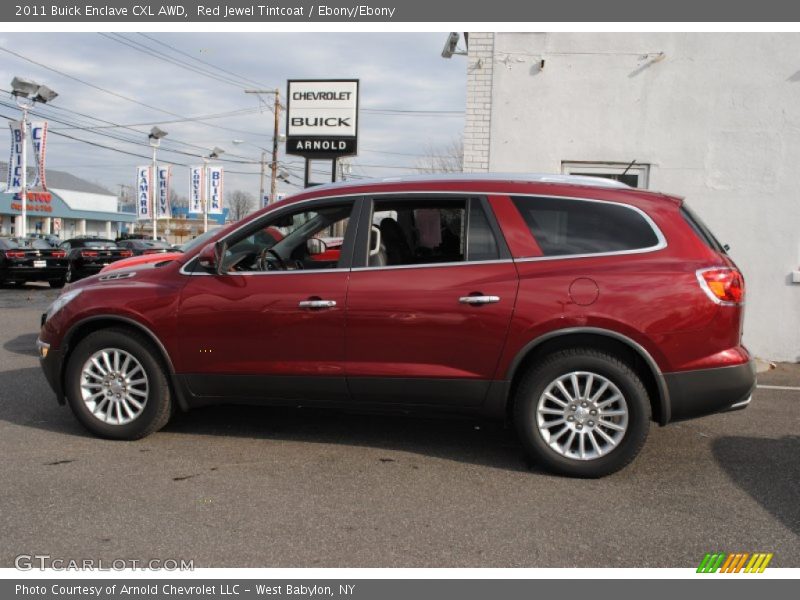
[
  {"left": 344, "top": 195, "right": 519, "bottom": 407},
  {"left": 175, "top": 197, "right": 361, "bottom": 404}
]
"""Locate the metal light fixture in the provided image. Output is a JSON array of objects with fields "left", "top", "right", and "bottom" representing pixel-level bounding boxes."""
[
  {"left": 209, "top": 146, "right": 225, "bottom": 159},
  {"left": 441, "top": 32, "right": 467, "bottom": 59},
  {"left": 10, "top": 76, "right": 40, "bottom": 98},
  {"left": 148, "top": 126, "right": 168, "bottom": 142}
]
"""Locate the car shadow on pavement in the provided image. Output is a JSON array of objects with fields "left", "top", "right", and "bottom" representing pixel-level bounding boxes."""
[
  {"left": 712, "top": 435, "right": 800, "bottom": 537},
  {"left": 0, "top": 365, "right": 536, "bottom": 474},
  {"left": 3, "top": 333, "right": 39, "bottom": 357}
]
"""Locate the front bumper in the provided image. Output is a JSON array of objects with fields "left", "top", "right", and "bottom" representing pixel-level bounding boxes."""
[
  {"left": 664, "top": 360, "right": 756, "bottom": 422},
  {"left": 37, "top": 337, "right": 66, "bottom": 405}
]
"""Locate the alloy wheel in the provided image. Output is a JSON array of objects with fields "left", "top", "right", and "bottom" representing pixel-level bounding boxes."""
[{"left": 79, "top": 348, "right": 149, "bottom": 425}]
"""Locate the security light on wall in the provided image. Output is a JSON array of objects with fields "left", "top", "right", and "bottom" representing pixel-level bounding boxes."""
[{"left": 441, "top": 32, "right": 467, "bottom": 59}]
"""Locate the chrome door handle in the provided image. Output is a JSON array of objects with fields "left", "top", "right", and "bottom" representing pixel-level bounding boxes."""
[
  {"left": 459, "top": 295, "right": 500, "bottom": 305},
  {"left": 298, "top": 299, "right": 337, "bottom": 309}
]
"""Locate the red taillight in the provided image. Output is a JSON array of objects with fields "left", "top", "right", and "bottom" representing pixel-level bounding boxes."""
[
  {"left": 120, "top": 250, "right": 133, "bottom": 257},
  {"left": 80, "top": 250, "right": 98, "bottom": 258},
  {"left": 4, "top": 250, "right": 25, "bottom": 258},
  {"left": 697, "top": 267, "right": 744, "bottom": 304},
  {"left": 52, "top": 250, "right": 66, "bottom": 258}
]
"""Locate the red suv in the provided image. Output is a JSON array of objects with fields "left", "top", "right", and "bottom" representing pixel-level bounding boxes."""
[{"left": 37, "top": 174, "right": 755, "bottom": 477}]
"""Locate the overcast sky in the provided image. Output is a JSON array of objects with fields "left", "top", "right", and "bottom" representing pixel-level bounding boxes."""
[{"left": 0, "top": 32, "right": 466, "bottom": 199}]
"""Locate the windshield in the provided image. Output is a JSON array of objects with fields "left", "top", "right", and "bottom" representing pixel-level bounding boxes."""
[
  {"left": 179, "top": 229, "right": 218, "bottom": 253},
  {"left": 82, "top": 240, "right": 118, "bottom": 249}
]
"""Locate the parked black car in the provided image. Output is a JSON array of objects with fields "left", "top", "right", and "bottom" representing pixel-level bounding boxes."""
[
  {"left": 0, "top": 237, "right": 68, "bottom": 287},
  {"left": 59, "top": 238, "right": 133, "bottom": 283},
  {"left": 115, "top": 238, "right": 174, "bottom": 256}
]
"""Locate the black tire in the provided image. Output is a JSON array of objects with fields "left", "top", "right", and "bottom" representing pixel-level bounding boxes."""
[
  {"left": 49, "top": 280, "right": 65, "bottom": 289},
  {"left": 64, "top": 328, "right": 172, "bottom": 440},
  {"left": 64, "top": 264, "right": 75, "bottom": 283},
  {"left": 513, "top": 348, "right": 650, "bottom": 478}
]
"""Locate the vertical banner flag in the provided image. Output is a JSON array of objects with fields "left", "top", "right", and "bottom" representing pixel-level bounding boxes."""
[
  {"left": 29, "top": 121, "right": 48, "bottom": 190},
  {"left": 189, "top": 166, "right": 204, "bottom": 214},
  {"left": 207, "top": 166, "right": 224, "bottom": 214},
  {"left": 157, "top": 165, "right": 172, "bottom": 218},
  {"left": 136, "top": 166, "right": 152, "bottom": 220},
  {"left": 6, "top": 121, "right": 23, "bottom": 193}
]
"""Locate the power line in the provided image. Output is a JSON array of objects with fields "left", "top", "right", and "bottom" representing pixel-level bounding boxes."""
[
  {"left": 0, "top": 45, "right": 272, "bottom": 138},
  {"left": 138, "top": 33, "right": 269, "bottom": 89}
]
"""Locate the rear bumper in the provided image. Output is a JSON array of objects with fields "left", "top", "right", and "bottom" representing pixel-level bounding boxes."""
[
  {"left": 664, "top": 360, "right": 756, "bottom": 422},
  {"left": 3, "top": 266, "right": 66, "bottom": 281}
]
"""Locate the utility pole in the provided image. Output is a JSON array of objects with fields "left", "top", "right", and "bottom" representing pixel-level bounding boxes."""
[{"left": 245, "top": 88, "right": 280, "bottom": 204}]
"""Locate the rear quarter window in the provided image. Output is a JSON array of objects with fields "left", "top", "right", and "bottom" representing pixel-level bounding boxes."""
[{"left": 511, "top": 196, "right": 661, "bottom": 257}]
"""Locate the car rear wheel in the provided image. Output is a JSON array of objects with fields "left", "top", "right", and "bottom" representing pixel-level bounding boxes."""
[
  {"left": 64, "top": 328, "right": 172, "bottom": 439},
  {"left": 64, "top": 264, "right": 74, "bottom": 283},
  {"left": 513, "top": 348, "right": 650, "bottom": 477}
]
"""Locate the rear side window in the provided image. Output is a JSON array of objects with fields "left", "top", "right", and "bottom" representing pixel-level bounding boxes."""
[
  {"left": 511, "top": 196, "right": 660, "bottom": 257},
  {"left": 681, "top": 204, "right": 727, "bottom": 254},
  {"left": 467, "top": 200, "right": 500, "bottom": 261}
]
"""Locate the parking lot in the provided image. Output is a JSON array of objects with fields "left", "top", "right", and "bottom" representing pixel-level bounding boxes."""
[{"left": 0, "top": 283, "right": 797, "bottom": 568}]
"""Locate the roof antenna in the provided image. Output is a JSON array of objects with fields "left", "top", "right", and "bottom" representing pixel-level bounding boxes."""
[{"left": 621, "top": 159, "right": 637, "bottom": 176}]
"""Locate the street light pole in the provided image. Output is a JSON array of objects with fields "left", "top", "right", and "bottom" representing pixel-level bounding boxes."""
[
  {"left": 18, "top": 101, "right": 28, "bottom": 238},
  {"left": 259, "top": 150, "right": 266, "bottom": 208},
  {"left": 147, "top": 126, "right": 168, "bottom": 241},
  {"left": 10, "top": 76, "right": 58, "bottom": 238}
]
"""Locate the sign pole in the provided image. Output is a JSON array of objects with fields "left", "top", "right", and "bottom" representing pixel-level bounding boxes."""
[
  {"left": 202, "top": 158, "right": 209, "bottom": 234},
  {"left": 151, "top": 144, "right": 158, "bottom": 240}
]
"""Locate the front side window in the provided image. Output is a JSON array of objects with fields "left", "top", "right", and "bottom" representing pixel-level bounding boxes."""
[
  {"left": 512, "top": 196, "right": 660, "bottom": 257},
  {"left": 220, "top": 202, "right": 354, "bottom": 272}
]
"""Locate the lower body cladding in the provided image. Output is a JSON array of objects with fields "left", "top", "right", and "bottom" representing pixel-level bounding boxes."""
[
  {"left": 663, "top": 361, "right": 757, "bottom": 421},
  {"left": 37, "top": 339, "right": 756, "bottom": 423}
]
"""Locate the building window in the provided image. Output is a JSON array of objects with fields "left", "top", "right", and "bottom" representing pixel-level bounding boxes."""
[{"left": 561, "top": 161, "right": 650, "bottom": 189}]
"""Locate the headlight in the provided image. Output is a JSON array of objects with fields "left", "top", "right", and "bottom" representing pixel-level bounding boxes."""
[{"left": 44, "top": 289, "right": 82, "bottom": 322}]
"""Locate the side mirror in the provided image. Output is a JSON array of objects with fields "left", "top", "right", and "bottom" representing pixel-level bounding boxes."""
[
  {"left": 369, "top": 225, "right": 382, "bottom": 257},
  {"left": 198, "top": 241, "right": 225, "bottom": 274},
  {"left": 306, "top": 237, "right": 328, "bottom": 256}
]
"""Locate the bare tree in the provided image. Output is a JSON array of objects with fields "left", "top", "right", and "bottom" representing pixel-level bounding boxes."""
[
  {"left": 416, "top": 138, "right": 464, "bottom": 173},
  {"left": 170, "top": 188, "right": 189, "bottom": 209},
  {"left": 227, "top": 189, "right": 255, "bottom": 221}
]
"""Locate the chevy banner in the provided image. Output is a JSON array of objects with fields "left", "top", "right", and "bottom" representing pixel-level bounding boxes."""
[
  {"left": 6, "top": 120, "right": 23, "bottom": 193},
  {"left": 157, "top": 165, "right": 172, "bottom": 219},
  {"left": 136, "top": 165, "right": 152, "bottom": 220},
  {"left": 189, "top": 165, "right": 204, "bottom": 214},
  {"left": 29, "top": 120, "right": 48, "bottom": 190},
  {"left": 207, "top": 166, "right": 224, "bottom": 214}
]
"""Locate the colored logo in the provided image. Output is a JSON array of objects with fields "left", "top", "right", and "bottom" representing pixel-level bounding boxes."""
[{"left": 697, "top": 552, "right": 773, "bottom": 573}]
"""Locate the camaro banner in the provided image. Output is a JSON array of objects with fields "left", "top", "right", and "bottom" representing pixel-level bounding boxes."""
[
  {"left": 189, "top": 165, "right": 204, "bottom": 214},
  {"left": 157, "top": 165, "right": 172, "bottom": 219},
  {"left": 136, "top": 166, "right": 152, "bottom": 220},
  {"left": 29, "top": 120, "right": 48, "bottom": 190},
  {"left": 207, "top": 165, "right": 224, "bottom": 214},
  {"left": 6, "top": 120, "right": 23, "bottom": 193}
]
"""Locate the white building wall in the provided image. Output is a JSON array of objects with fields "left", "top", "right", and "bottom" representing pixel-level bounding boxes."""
[
  {"left": 470, "top": 32, "right": 800, "bottom": 361},
  {"left": 463, "top": 32, "right": 495, "bottom": 172}
]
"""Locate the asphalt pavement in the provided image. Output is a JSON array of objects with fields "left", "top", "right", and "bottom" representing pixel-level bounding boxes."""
[{"left": 0, "top": 283, "right": 797, "bottom": 568}]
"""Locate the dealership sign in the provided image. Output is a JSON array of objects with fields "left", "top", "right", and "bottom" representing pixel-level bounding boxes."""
[
  {"left": 29, "top": 121, "right": 48, "bottom": 190},
  {"left": 189, "top": 165, "right": 204, "bottom": 213},
  {"left": 157, "top": 165, "right": 172, "bottom": 218},
  {"left": 6, "top": 121, "right": 23, "bottom": 193},
  {"left": 136, "top": 166, "right": 152, "bottom": 220},
  {"left": 286, "top": 79, "right": 359, "bottom": 157},
  {"left": 206, "top": 166, "right": 224, "bottom": 214}
]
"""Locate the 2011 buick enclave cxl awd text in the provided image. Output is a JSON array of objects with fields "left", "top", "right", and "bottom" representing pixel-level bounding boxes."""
[{"left": 37, "top": 174, "right": 756, "bottom": 477}]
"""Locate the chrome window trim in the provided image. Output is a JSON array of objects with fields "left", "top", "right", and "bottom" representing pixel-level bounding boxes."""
[{"left": 178, "top": 190, "right": 665, "bottom": 276}]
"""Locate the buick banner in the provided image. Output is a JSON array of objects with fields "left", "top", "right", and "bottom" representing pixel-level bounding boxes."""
[
  {"left": 6, "top": 120, "right": 23, "bottom": 193},
  {"left": 207, "top": 166, "right": 224, "bottom": 214}
]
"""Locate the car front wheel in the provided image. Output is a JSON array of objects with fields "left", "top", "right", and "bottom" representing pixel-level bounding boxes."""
[
  {"left": 64, "top": 328, "right": 172, "bottom": 439},
  {"left": 514, "top": 348, "right": 651, "bottom": 477}
]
